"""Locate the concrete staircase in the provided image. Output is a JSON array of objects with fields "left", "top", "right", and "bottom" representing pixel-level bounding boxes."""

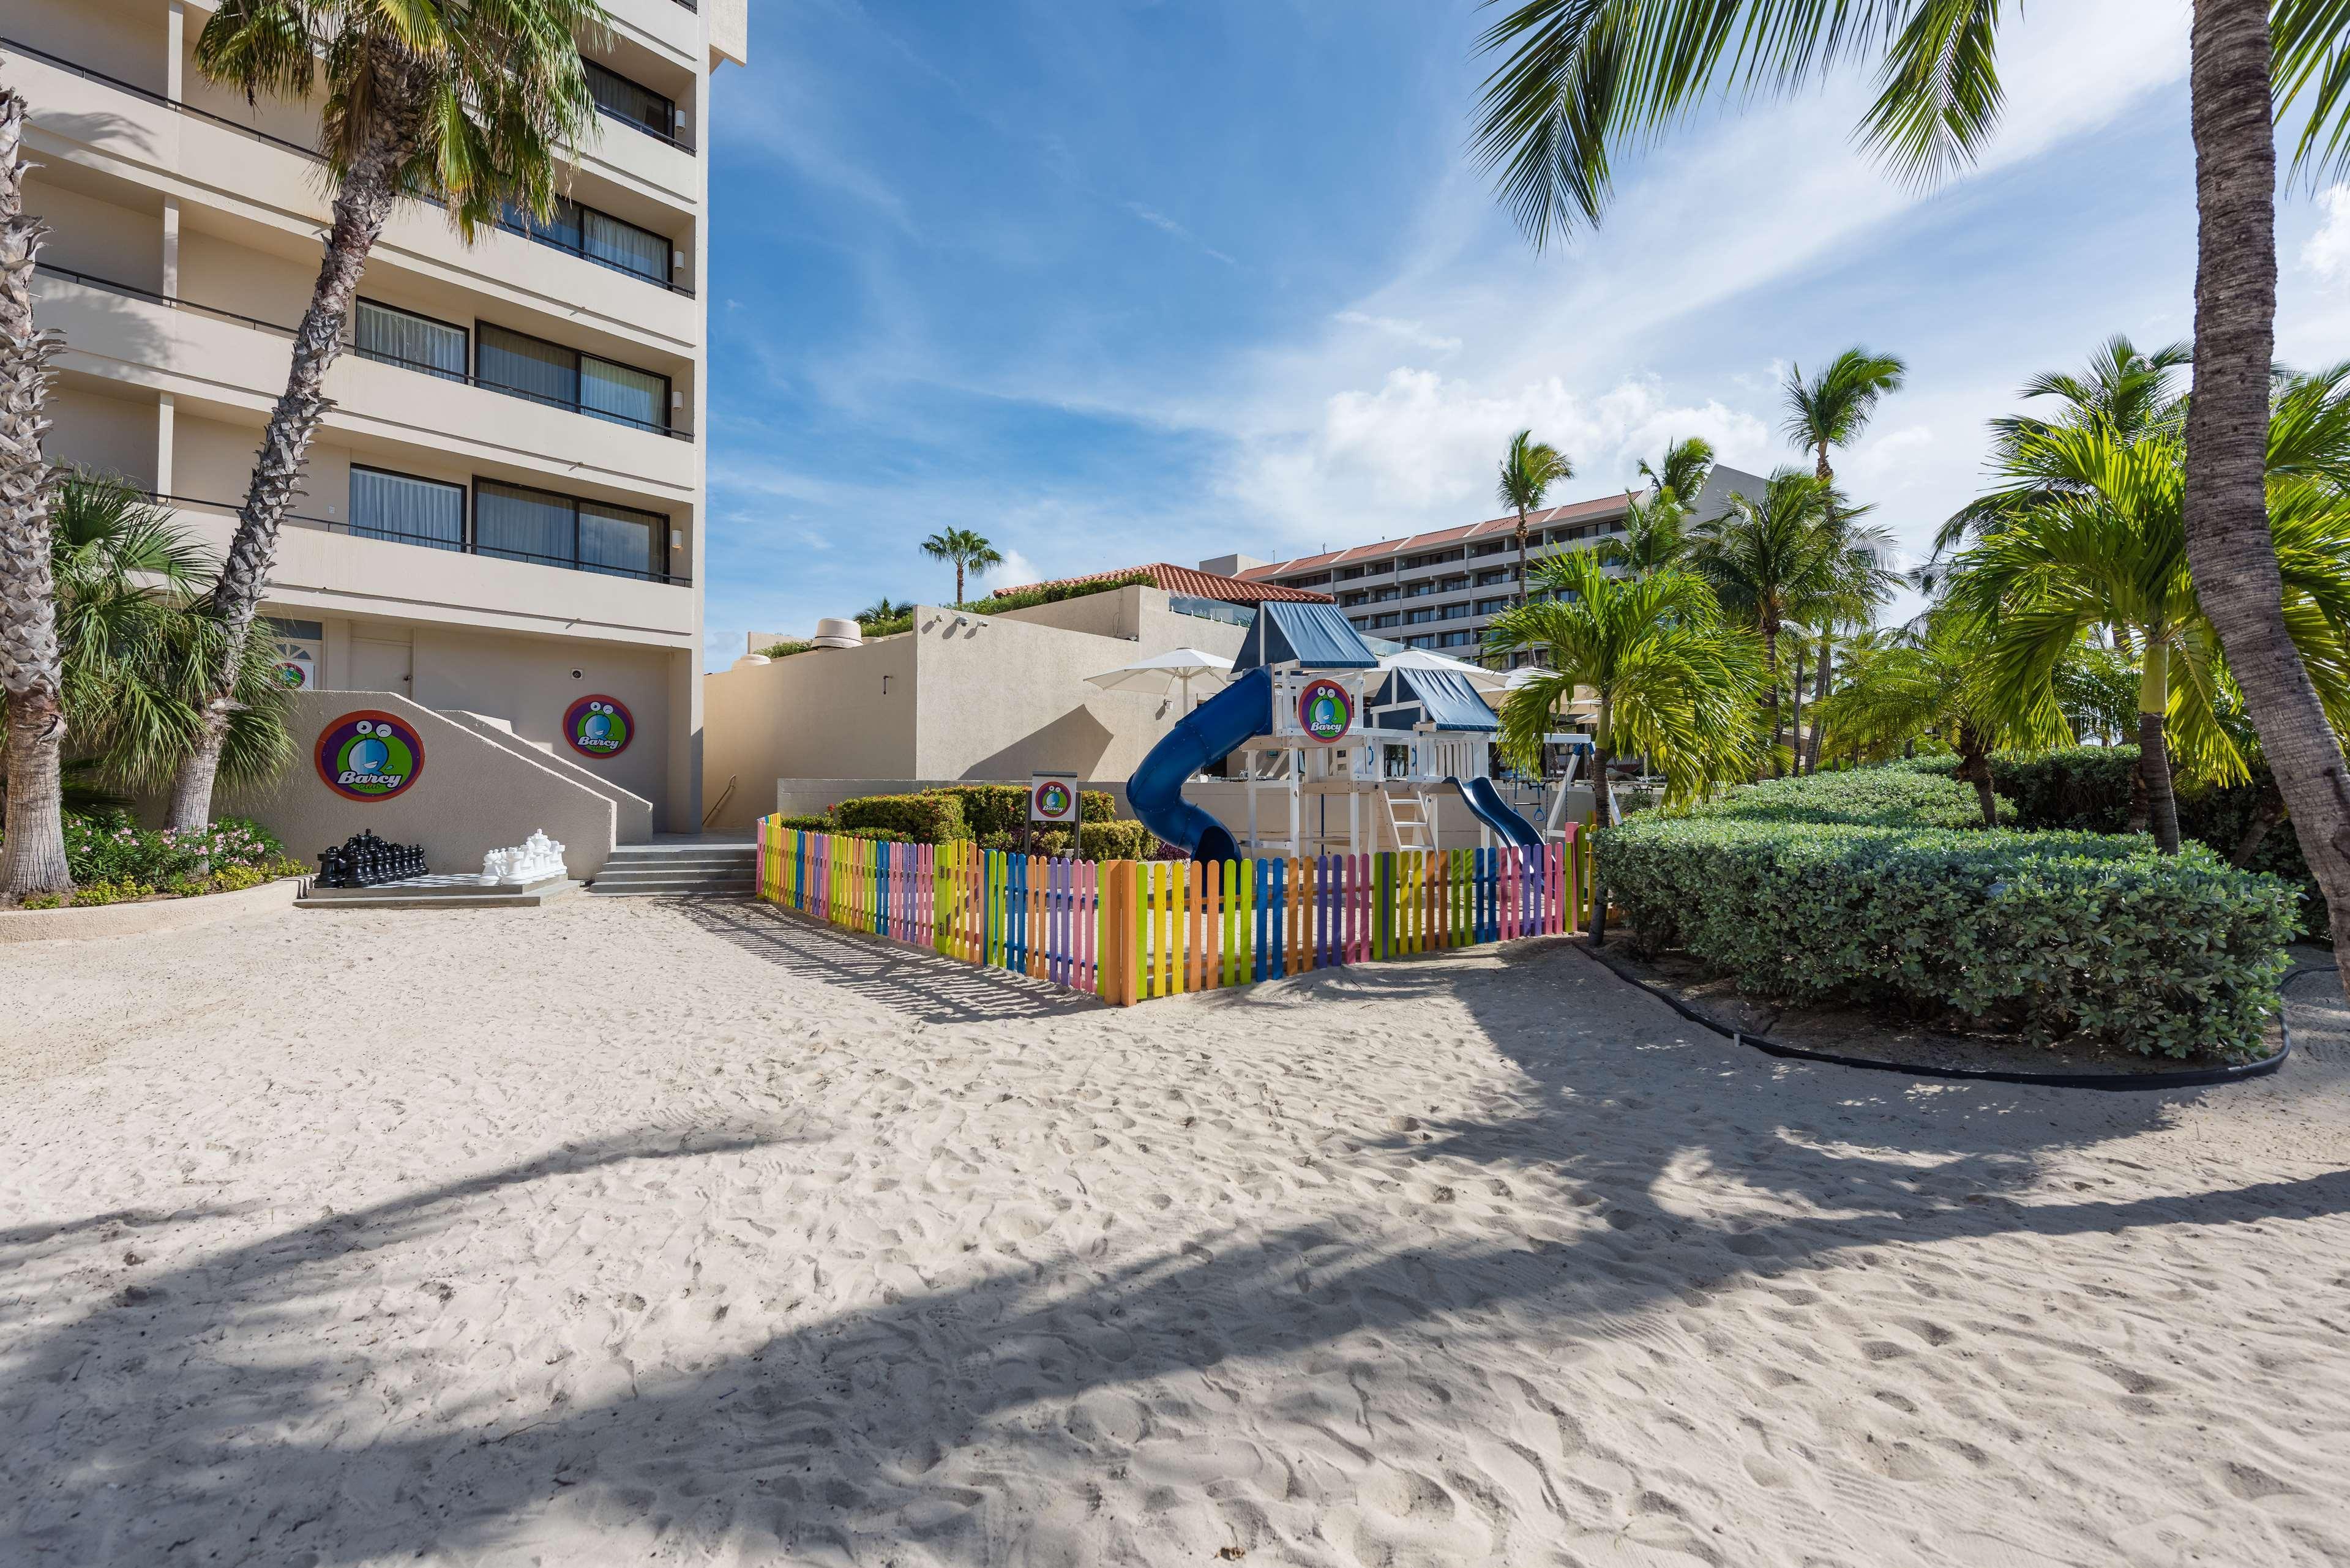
[{"left": 586, "top": 841, "right": 758, "bottom": 898}]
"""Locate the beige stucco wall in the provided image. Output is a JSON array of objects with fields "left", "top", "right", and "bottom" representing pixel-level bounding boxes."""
[
  {"left": 702, "top": 635, "right": 921, "bottom": 828},
  {"left": 702, "top": 594, "right": 1251, "bottom": 832},
  {"left": 216, "top": 691, "right": 622, "bottom": 879},
  {"left": 438, "top": 711, "right": 656, "bottom": 846}
]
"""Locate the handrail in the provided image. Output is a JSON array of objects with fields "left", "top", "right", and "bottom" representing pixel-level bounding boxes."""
[
  {"left": 34, "top": 264, "right": 694, "bottom": 441},
  {"left": 3, "top": 35, "right": 697, "bottom": 297},
  {"left": 598, "top": 102, "right": 694, "bottom": 154},
  {"left": 148, "top": 491, "right": 694, "bottom": 587}
]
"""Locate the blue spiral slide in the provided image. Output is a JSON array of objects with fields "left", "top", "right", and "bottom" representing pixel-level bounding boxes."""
[
  {"left": 1126, "top": 666, "right": 1271, "bottom": 862},
  {"left": 1450, "top": 775, "right": 1544, "bottom": 849}
]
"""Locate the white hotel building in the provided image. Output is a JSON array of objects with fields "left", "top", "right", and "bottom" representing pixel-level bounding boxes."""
[{"left": 10, "top": 0, "right": 744, "bottom": 833}]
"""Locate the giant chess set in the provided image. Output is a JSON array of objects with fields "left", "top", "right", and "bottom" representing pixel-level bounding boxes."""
[{"left": 299, "top": 828, "right": 577, "bottom": 907}]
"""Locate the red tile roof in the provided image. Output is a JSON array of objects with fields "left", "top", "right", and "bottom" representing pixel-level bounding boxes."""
[
  {"left": 1236, "top": 491, "right": 1633, "bottom": 581},
  {"left": 1003, "top": 563, "right": 1334, "bottom": 605}
]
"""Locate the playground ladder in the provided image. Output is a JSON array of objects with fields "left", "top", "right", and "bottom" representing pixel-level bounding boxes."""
[{"left": 1381, "top": 785, "right": 1435, "bottom": 852}]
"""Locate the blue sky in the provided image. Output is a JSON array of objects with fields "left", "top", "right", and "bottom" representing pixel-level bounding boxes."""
[{"left": 702, "top": 0, "right": 2350, "bottom": 668}]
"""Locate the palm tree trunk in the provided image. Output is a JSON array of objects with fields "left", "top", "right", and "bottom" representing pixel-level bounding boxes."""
[
  {"left": 2139, "top": 638, "right": 2182, "bottom": 854},
  {"left": 1958, "top": 722, "right": 1997, "bottom": 828},
  {"left": 165, "top": 102, "right": 421, "bottom": 833},
  {"left": 0, "top": 86, "right": 69, "bottom": 897},
  {"left": 1816, "top": 443, "right": 1832, "bottom": 483},
  {"left": 1514, "top": 510, "right": 1529, "bottom": 608},
  {"left": 2182, "top": 0, "right": 2350, "bottom": 988},
  {"left": 2230, "top": 774, "right": 2286, "bottom": 867},
  {"left": 1761, "top": 620, "right": 1783, "bottom": 778},
  {"left": 954, "top": 561, "right": 964, "bottom": 608},
  {"left": 1587, "top": 696, "right": 1612, "bottom": 947},
  {"left": 1803, "top": 638, "right": 1832, "bottom": 774},
  {"left": 1786, "top": 638, "right": 1808, "bottom": 776}
]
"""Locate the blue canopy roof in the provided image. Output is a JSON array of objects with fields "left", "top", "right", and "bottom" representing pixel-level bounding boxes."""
[
  {"left": 1233, "top": 602, "right": 1382, "bottom": 671},
  {"left": 1368, "top": 665, "right": 1501, "bottom": 731}
]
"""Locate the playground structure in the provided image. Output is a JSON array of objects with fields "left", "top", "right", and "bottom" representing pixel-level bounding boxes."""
[{"left": 1124, "top": 603, "right": 1554, "bottom": 859}]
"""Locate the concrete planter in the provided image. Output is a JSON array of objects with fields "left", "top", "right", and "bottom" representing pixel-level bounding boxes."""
[{"left": 0, "top": 876, "right": 304, "bottom": 944}]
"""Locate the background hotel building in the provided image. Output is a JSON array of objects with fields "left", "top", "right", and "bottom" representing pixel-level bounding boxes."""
[
  {"left": 1206, "top": 465, "right": 1767, "bottom": 666},
  {"left": 10, "top": 0, "right": 745, "bottom": 832}
]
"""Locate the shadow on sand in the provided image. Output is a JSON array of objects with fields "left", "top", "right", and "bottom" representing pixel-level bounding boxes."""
[{"left": 9, "top": 938, "right": 2348, "bottom": 1562}]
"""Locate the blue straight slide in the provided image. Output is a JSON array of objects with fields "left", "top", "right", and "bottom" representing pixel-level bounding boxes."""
[
  {"left": 1126, "top": 666, "right": 1271, "bottom": 862},
  {"left": 1450, "top": 775, "right": 1544, "bottom": 849}
]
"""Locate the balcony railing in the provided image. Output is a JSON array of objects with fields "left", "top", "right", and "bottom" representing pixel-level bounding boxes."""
[
  {"left": 4, "top": 36, "right": 696, "bottom": 297},
  {"left": 151, "top": 493, "right": 692, "bottom": 587},
  {"left": 36, "top": 264, "right": 694, "bottom": 442}
]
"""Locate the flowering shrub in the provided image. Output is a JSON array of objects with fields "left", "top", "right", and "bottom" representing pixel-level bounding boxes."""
[{"left": 57, "top": 812, "right": 291, "bottom": 885}]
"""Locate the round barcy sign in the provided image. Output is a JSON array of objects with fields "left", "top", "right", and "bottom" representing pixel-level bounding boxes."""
[
  {"left": 1031, "top": 777, "right": 1076, "bottom": 823},
  {"left": 315, "top": 710, "right": 425, "bottom": 802},
  {"left": 1297, "top": 677, "right": 1354, "bottom": 744},
  {"left": 564, "top": 695, "right": 634, "bottom": 760}
]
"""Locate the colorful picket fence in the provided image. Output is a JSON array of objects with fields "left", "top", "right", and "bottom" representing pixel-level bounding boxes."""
[{"left": 755, "top": 819, "right": 1586, "bottom": 1007}]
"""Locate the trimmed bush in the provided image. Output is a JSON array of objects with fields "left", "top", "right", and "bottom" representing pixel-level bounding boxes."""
[
  {"left": 1901, "top": 747, "right": 2328, "bottom": 941},
  {"left": 1600, "top": 816, "right": 2298, "bottom": 1059},
  {"left": 941, "top": 784, "right": 1117, "bottom": 838},
  {"left": 773, "top": 813, "right": 833, "bottom": 831},
  {"left": 831, "top": 791, "right": 969, "bottom": 843},
  {"left": 1694, "top": 769, "right": 2011, "bottom": 830}
]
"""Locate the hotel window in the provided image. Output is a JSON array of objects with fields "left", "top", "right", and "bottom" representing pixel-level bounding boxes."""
[
  {"left": 476, "top": 323, "right": 672, "bottom": 433},
  {"left": 350, "top": 466, "right": 465, "bottom": 551},
  {"left": 474, "top": 479, "right": 670, "bottom": 580},
  {"left": 1438, "top": 630, "right": 1476, "bottom": 649},
  {"left": 585, "top": 59, "right": 682, "bottom": 144},
  {"left": 354, "top": 300, "right": 468, "bottom": 380},
  {"left": 500, "top": 196, "right": 673, "bottom": 287}
]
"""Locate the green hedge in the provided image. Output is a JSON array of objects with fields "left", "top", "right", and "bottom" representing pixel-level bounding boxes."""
[
  {"left": 772, "top": 813, "right": 833, "bottom": 831},
  {"left": 832, "top": 790, "right": 969, "bottom": 842},
  {"left": 1600, "top": 816, "right": 2297, "bottom": 1059},
  {"left": 943, "top": 784, "right": 1117, "bottom": 838},
  {"left": 1899, "top": 747, "right": 2327, "bottom": 941},
  {"left": 1692, "top": 768, "right": 2011, "bottom": 830},
  {"left": 852, "top": 572, "right": 1160, "bottom": 641}
]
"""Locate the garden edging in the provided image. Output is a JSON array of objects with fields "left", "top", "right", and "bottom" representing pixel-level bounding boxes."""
[
  {"left": 1574, "top": 938, "right": 2291, "bottom": 1091},
  {"left": 0, "top": 876, "right": 307, "bottom": 944}
]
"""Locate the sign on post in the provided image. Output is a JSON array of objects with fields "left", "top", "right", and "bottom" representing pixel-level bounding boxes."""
[{"left": 1029, "top": 772, "right": 1080, "bottom": 824}]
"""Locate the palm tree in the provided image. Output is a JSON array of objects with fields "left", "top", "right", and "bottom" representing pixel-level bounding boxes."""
[
  {"left": 50, "top": 476, "right": 292, "bottom": 794},
  {"left": 1815, "top": 609, "right": 2064, "bottom": 827},
  {"left": 1933, "top": 334, "right": 2193, "bottom": 560},
  {"left": 1486, "top": 551, "right": 1764, "bottom": 944},
  {"left": 1593, "top": 486, "right": 1686, "bottom": 578},
  {"left": 0, "top": 81, "right": 69, "bottom": 896},
  {"left": 164, "top": 0, "right": 609, "bottom": 834},
  {"left": 1685, "top": 470, "right": 1895, "bottom": 772},
  {"left": 1469, "top": 0, "right": 2350, "bottom": 995},
  {"left": 856, "top": 596, "right": 912, "bottom": 626},
  {"left": 1784, "top": 350, "right": 1907, "bottom": 483},
  {"left": 1495, "top": 429, "right": 1571, "bottom": 608},
  {"left": 1946, "top": 420, "right": 2350, "bottom": 854},
  {"left": 1638, "top": 435, "right": 1714, "bottom": 506},
  {"left": 4, "top": 476, "right": 294, "bottom": 822},
  {"left": 919, "top": 528, "right": 1003, "bottom": 608},
  {"left": 1779, "top": 348, "right": 1904, "bottom": 769}
]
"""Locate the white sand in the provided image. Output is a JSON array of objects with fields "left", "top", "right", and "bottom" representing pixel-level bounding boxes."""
[{"left": 4, "top": 898, "right": 2350, "bottom": 1567}]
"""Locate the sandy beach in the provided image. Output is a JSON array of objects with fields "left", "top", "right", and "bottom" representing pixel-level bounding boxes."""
[{"left": 4, "top": 897, "right": 2349, "bottom": 1567}]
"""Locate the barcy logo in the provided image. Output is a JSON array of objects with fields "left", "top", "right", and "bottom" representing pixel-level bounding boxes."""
[
  {"left": 315, "top": 711, "right": 425, "bottom": 802},
  {"left": 564, "top": 695, "right": 633, "bottom": 759}
]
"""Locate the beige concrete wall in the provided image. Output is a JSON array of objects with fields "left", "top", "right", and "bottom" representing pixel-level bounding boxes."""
[
  {"left": 910, "top": 602, "right": 1244, "bottom": 783},
  {"left": 438, "top": 712, "right": 656, "bottom": 845},
  {"left": 24, "top": 174, "right": 162, "bottom": 289},
  {"left": 42, "top": 383, "right": 158, "bottom": 488},
  {"left": 216, "top": 692, "right": 620, "bottom": 879},
  {"left": 705, "top": 597, "right": 1252, "bottom": 832},
  {"left": 408, "top": 627, "right": 676, "bottom": 819},
  {"left": 702, "top": 638, "right": 920, "bottom": 830}
]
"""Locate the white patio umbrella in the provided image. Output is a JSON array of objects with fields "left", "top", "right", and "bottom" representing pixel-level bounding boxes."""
[{"left": 1086, "top": 647, "right": 1235, "bottom": 712}]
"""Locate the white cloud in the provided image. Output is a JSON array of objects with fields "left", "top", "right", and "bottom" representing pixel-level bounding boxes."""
[
  {"left": 982, "top": 548, "right": 1042, "bottom": 591},
  {"left": 2304, "top": 185, "right": 2350, "bottom": 286},
  {"left": 1332, "top": 311, "right": 1462, "bottom": 354},
  {"left": 1219, "top": 367, "right": 1773, "bottom": 548}
]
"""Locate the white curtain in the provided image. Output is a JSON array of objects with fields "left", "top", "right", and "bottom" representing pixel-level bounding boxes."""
[{"left": 351, "top": 468, "right": 464, "bottom": 551}]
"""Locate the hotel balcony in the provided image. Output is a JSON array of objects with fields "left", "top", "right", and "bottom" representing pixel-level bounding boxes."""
[{"left": 8, "top": 37, "right": 701, "bottom": 357}]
